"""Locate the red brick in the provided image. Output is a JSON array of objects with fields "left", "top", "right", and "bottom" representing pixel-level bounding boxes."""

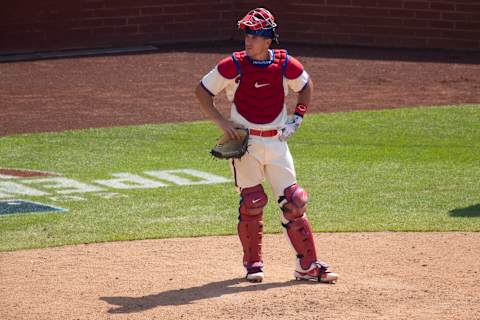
[
  {"left": 415, "top": 10, "right": 441, "bottom": 20},
  {"left": 325, "top": 0, "right": 352, "bottom": 5},
  {"left": 70, "top": 18, "right": 104, "bottom": 29},
  {"left": 93, "top": 25, "right": 138, "bottom": 35},
  {"left": 127, "top": 16, "right": 152, "bottom": 25},
  {"left": 311, "top": 23, "right": 340, "bottom": 33},
  {"left": 139, "top": 23, "right": 165, "bottom": 33},
  {"left": 323, "top": 33, "right": 353, "bottom": 43},
  {"left": 414, "top": 29, "right": 443, "bottom": 38},
  {"left": 389, "top": 9, "right": 415, "bottom": 18},
  {"left": 427, "top": 38, "right": 478, "bottom": 49},
  {"left": 372, "top": 17, "right": 405, "bottom": 26},
  {"left": 101, "top": 18, "right": 127, "bottom": 26},
  {"left": 163, "top": 5, "right": 187, "bottom": 14},
  {"left": 323, "top": 15, "right": 365, "bottom": 24},
  {"left": 289, "top": 4, "right": 337, "bottom": 15},
  {"left": 442, "top": 12, "right": 470, "bottom": 21},
  {"left": 376, "top": 0, "right": 403, "bottom": 9},
  {"left": 151, "top": 15, "right": 176, "bottom": 24},
  {"left": 336, "top": 24, "right": 365, "bottom": 33},
  {"left": 140, "top": 7, "right": 165, "bottom": 15},
  {"left": 429, "top": 20, "right": 454, "bottom": 29},
  {"left": 374, "top": 36, "right": 403, "bottom": 47},
  {"left": 174, "top": 14, "right": 199, "bottom": 23},
  {"left": 429, "top": 2, "right": 454, "bottom": 11},
  {"left": 285, "top": 13, "right": 324, "bottom": 23},
  {"left": 399, "top": 37, "right": 428, "bottom": 47},
  {"left": 351, "top": 35, "right": 376, "bottom": 44},
  {"left": 455, "top": 21, "right": 480, "bottom": 30},
  {"left": 184, "top": 4, "right": 214, "bottom": 14},
  {"left": 403, "top": 19, "right": 428, "bottom": 28},
  {"left": 364, "top": 26, "right": 416, "bottom": 36},
  {"left": 442, "top": 12, "right": 480, "bottom": 22},
  {"left": 93, "top": 8, "right": 140, "bottom": 18},
  {"left": 456, "top": 4, "right": 480, "bottom": 13},
  {"left": 104, "top": 0, "right": 144, "bottom": 8},
  {"left": 351, "top": 0, "right": 376, "bottom": 7},
  {"left": 404, "top": 1, "right": 429, "bottom": 10},
  {"left": 340, "top": 7, "right": 390, "bottom": 17},
  {"left": 442, "top": 30, "right": 480, "bottom": 41},
  {"left": 82, "top": 1, "right": 106, "bottom": 10}
]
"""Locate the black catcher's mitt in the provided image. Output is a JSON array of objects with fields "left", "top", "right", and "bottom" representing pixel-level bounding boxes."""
[{"left": 211, "top": 128, "right": 249, "bottom": 159}]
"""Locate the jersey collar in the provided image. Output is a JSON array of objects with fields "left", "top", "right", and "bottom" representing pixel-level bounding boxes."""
[{"left": 247, "top": 49, "right": 274, "bottom": 66}]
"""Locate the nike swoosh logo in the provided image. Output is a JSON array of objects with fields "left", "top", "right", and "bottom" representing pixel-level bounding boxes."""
[
  {"left": 252, "top": 198, "right": 262, "bottom": 204},
  {"left": 254, "top": 82, "right": 270, "bottom": 88}
]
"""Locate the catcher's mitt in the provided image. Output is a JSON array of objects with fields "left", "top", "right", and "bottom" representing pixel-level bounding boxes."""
[{"left": 211, "top": 128, "right": 249, "bottom": 159}]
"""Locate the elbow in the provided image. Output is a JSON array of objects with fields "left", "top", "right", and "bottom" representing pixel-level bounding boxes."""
[
  {"left": 306, "top": 78, "right": 313, "bottom": 92},
  {"left": 195, "top": 82, "right": 213, "bottom": 99}
]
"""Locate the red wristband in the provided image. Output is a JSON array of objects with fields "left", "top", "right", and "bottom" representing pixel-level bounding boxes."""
[{"left": 294, "top": 103, "right": 308, "bottom": 117}]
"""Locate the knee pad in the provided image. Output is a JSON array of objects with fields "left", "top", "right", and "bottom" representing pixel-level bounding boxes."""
[
  {"left": 240, "top": 184, "right": 268, "bottom": 217},
  {"left": 278, "top": 183, "right": 308, "bottom": 221}
]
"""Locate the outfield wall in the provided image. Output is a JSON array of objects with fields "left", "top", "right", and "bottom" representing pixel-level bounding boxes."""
[{"left": 1, "top": 0, "right": 479, "bottom": 54}]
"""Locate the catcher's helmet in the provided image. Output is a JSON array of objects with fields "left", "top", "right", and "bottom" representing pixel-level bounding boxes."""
[{"left": 238, "top": 8, "right": 278, "bottom": 42}]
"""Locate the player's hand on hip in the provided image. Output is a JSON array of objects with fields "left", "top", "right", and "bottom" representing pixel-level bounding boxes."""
[
  {"left": 279, "top": 114, "right": 303, "bottom": 142},
  {"left": 218, "top": 119, "right": 244, "bottom": 140}
]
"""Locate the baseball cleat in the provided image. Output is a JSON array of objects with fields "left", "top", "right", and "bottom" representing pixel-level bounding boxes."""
[
  {"left": 294, "top": 261, "right": 339, "bottom": 284},
  {"left": 246, "top": 267, "right": 264, "bottom": 283}
]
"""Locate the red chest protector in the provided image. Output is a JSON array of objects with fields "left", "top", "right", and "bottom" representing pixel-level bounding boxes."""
[{"left": 232, "top": 49, "right": 287, "bottom": 124}]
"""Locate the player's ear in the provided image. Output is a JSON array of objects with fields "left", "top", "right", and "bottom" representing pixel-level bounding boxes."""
[{"left": 266, "top": 38, "right": 272, "bottom": 47}]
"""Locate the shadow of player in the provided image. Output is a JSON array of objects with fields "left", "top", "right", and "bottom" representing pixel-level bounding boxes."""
[
  {"left": 100, "top": 278, "right": 305, "bottom": 314},
  {"left": 449, "top": 203, "right": 480, "bottom": 217}
]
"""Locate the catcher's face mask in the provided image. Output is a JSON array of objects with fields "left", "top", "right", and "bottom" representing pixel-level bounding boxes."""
[{"left": 238, "top": 7, "right": 279, "bottom": 43}]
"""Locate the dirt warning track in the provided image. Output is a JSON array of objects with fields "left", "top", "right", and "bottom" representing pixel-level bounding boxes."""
[{"left": 1, "top": 45, "right": 479, "bottom": 136}]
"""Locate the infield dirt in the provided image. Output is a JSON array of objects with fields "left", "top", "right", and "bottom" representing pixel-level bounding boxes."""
[
  {"left": 1, "top": 233, "right": 479, "bottom": 319},
  {"left": 0, "top": 46, "right": 479, "bottom": 319}
]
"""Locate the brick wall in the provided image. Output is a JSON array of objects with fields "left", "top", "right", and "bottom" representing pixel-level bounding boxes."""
[
  {"left": 1, "top": 0, "right": 479, "bottom": 54},
  {"left": 273, "top": 0, "right": 480, "bottom": 50},
  {"left": 0, "top": 0, "right": 235, "bottom": 54}
]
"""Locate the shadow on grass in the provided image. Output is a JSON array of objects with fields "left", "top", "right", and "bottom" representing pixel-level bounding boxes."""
[
  {"left": 100, "top": 278, "right": 308, "bottom": 314},
  {"left": 449, "top": 204, "right": 480, "bottom": 217}
]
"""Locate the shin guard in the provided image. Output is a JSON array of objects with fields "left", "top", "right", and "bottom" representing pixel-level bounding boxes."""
[
  {"left": 238, "top": 185, "right": 268, "bottom": 268},
  {"left": 279, "top": 184, "right": 318, "bottom": 270}
]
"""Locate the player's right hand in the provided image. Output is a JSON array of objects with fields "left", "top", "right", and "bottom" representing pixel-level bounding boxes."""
[{"left": 218, "top": 119, "right": 244, "bottom": 140}]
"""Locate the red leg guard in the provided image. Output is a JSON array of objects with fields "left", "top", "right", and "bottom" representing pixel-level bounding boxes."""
[
  {"left": 284, "top": 216, "right": 318, "bottom": 270},
  {"left": 280, "top": 184, "right": 318, "bottom": 270},
  {"left": 238, "top": 185, "right": 268, "bottom": 268}
]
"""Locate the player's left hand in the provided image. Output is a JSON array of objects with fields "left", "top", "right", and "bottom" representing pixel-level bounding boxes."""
[{"left": 279, "top": 114, "right": 303, "bottom": 141}]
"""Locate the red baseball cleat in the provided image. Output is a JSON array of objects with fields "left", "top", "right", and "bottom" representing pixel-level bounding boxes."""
[{"left": 294, "top": 261, "right": 339, "bottom": 284}]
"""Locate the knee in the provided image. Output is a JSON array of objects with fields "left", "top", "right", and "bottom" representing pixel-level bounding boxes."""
[
  {"left": 240, "top": 184, "right": 268, "bottom": 217},
  {"left": 278, "top": 183, "right": 308, "bottom": 221}
]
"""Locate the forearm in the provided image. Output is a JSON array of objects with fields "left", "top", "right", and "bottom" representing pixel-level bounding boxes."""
[
  {"left": 295, "top": 78, "right": 313, "bottom": 117},
  {"left": 195, "top": 83, "right": 226, "bottom": 126},
  {"left": 195, "top": 83, "right": 241, "bottom": 139}
]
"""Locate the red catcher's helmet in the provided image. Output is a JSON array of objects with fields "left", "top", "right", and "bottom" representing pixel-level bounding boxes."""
[{"left": 237, "top": 7, "right": 277, "bottom": 31}]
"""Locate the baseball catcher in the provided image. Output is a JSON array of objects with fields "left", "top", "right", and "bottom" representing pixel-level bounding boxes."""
[{"left": 195, "top": 7, "right": 339, "bottom": 284}]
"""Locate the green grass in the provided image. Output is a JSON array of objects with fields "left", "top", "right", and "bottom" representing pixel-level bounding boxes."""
[{"left": 0, "top": 105, "right": 479, "bottom": 251}]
